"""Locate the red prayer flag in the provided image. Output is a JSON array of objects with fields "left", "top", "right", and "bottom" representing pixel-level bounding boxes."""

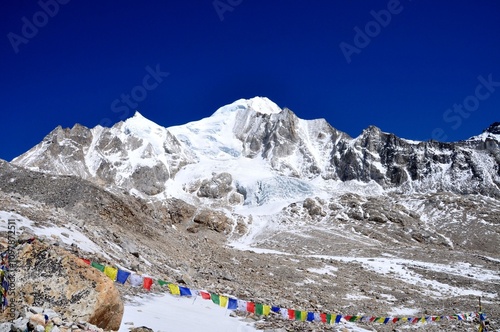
[
  {"left": 288, "top": 309, "right": 295, "bottom": 320},
  {"left": 143, "top": 277, "right": 153, "bottom": 290},
  {"left": 246, "top": 302, "right": 255, "bottom": 313},
  {"left": 200, "top": 291, "right": 211, "bottom": 300},
  {"left": 81, "top": 258, "right": 91, "bottom": 265},
  {"left": 320, "top": 313, "right": 327, "bottom": 323}
]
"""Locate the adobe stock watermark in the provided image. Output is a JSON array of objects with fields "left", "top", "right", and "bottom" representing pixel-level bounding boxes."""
[
  {"left": 7, "top": 0, "right": 70, "bottom": 54},
  {"left": 213, "top": 0, "right": 242, "bottom": 21},
  {"left": 4, "top": 217, "right": 18, "bottom": 319},
  {"left": 431, "top": 74, "right": 500, "bottom": 141},
  {"left": 99, "top": 64, "right": 169, "bottom": 127},
  {"left": 339, "top": 0, "right": 410, "bottom": 64}
]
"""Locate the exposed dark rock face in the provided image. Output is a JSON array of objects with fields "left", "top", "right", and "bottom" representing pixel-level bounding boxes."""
[{"left": 12, "top": 113, "right": 194, "bottom": 197}]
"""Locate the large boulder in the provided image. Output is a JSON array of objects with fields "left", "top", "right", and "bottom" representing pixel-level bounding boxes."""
[{"left": 4, "top": 241, "right": 123, "bottom": 330}]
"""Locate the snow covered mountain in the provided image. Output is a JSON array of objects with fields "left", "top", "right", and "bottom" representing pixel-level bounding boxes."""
[
  {"left": 3, "top": 97, "right": 500, "bottom": 331},
  {"left": 12, "top": 97, "right": 500, "bottom": 203}
]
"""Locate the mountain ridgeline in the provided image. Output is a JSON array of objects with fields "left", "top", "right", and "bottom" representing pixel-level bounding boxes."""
[{"left": 12, "top": 97, "right": 500, "bottom": 199}]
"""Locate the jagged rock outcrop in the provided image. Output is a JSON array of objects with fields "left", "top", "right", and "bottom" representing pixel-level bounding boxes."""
[
  {"left": 197, "top": 172, "right": 233, "bottom": 199},
  {"left": 9, "top": 241, "right": 123, "bottom": 330},
  {"left": 12, "top": 112, "right": 194, "bottom": 196}
]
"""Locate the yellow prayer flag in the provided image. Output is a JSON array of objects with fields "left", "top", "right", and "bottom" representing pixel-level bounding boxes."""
[
  {"left": 263, "top": 305, "right": 271, "bottom": 316},
  {"left": 104, "top": 266, "right": 118, "bottom": 281},
  {"left": 168, "top": 283, "right": 180, "bottom": 296},
  {"left": 219, "top": 296, "right": 228, "bottom": 308}
]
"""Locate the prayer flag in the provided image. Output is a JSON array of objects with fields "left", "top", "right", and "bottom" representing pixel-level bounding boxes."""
[
  {"left": 179, "top": 286, "right": 192, "bottom": 296},
  {"left": 219, "top": 295, "right": 228, "bottom": 308},
  {"left": 129, "top": 274, "right": 143, "bottom": 287},
  {"left": 280, "top": 308, "right": 288, "bottom": 319},
  {"left": 116, "top": 269, "right": 130, "bottom": 284},
  {"left": 168, "top": 284, "right": 180, "bottom": 296},
  {"left": 91, "top": 262, "right": 104, "bottom": 272},
  {"left": 200, "top": 291, "right": 211, "bottom": 300},
  {"left": 246, "top": 302, "right": 255, "bottom": 313},
  {"left": 143, "top": 277, "right": 153, "bottom": 290},
  {"left": 263, "top": 305, "right": 270, "bottom": 316},
  {"left": 228, "top": 298, "right": 238, "bottom": 310},
  {"left": 211, "top": 293, "right": 220, "bottom": 305},
  {"left": 104, "top": 266, "right": 118, "bottom": 281},
  {"left": 237, "top": 299, "right": 247, "bottom": 311},
  {"left": 157, "top": 279, "right": 168, "bottom": 286},
  {"left": 255, "top": 303, "right": 263, "bottom": 316}
]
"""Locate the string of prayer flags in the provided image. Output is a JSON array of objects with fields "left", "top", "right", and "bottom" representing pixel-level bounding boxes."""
[{"left": 79, "top": 256, "right": 487, "bottom": 329}]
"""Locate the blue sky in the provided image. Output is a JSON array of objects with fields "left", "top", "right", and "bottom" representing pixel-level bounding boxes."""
[{"left": 1, "top": 1, "right": 499, "bottom": 161}]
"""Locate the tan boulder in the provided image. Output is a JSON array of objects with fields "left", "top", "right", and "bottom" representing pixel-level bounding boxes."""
[{"left": 8, "top": 242, "right": 123, "bottom": 330}]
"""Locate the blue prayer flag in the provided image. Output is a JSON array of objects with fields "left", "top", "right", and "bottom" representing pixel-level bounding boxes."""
[
  {"left": 179, "top": 286, "right": 192, "bottom": 296},
  {"left": 116, "top": 269, "right": 131, "bottom": 284},
  {"left": 227, "top": 298, "right": 238, "bottom": 310}
]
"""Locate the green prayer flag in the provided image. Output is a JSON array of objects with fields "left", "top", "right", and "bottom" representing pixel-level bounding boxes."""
[
  {"left": 255, "top": 303, "right": 263, "bottom": 316},
  {"left": 91, "top": 261, "right": 105, "bottom": 272},
  {"left": 157, "top": 279, "right": 169, "bottom": 286},
  {"left": 211, "top": 293, "right": 220, "bottom": 305}
]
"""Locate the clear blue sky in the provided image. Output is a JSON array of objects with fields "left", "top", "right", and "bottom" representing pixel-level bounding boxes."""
[{"left": 1, "top": 1, "right": 499, "bottom": 161}]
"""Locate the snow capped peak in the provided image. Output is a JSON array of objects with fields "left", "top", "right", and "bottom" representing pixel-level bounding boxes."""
[
  {"left": 246, "top": 96, "right": 282, "bottom": 115},
  {"left": 122, "top": 111, "right": 164, "bottom": 138},
  {"left": 211, "top": 97, "right": 282, "bottom": 117}
]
